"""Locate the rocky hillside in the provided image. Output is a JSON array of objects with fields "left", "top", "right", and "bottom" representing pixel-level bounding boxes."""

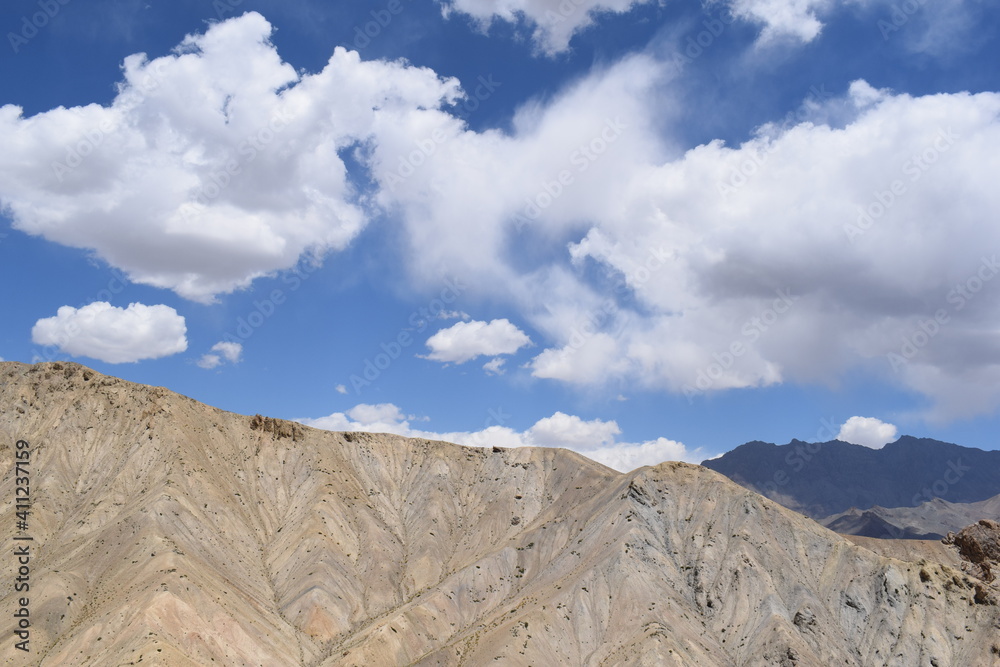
[{"left": 1, "top": 362, "right": 999, "bottom": 666}]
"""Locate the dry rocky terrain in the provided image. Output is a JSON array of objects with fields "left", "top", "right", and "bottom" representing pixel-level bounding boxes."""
[{"left": 1, "top": 362, "right": 999, "bottom": 666}]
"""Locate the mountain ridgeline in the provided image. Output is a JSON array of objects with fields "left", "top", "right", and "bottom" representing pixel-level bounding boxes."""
[
  {"left": 701, "top": 437, "right": 1000, "bottom": 519},
  {"left": 0, "top": 362, "right": 998, "bottom": 666}
]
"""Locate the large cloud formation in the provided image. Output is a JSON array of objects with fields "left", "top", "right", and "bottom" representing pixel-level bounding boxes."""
[
  {"left": 0, "top": 12, "right": 461, "bottom": 302},
  {"left": 7, "top": 14, "right": 1000, "bottom": 421},
  {"left": 375, "top": 53, "right": 1000, "bottom": 419}
]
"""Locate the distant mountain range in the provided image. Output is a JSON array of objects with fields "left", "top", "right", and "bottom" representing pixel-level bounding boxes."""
[
  {"left": 819, "top": 494, "right": 1000, "bottom": 540},
  {"left": 701, "top": 436, "right": 1000, "bottom": 519}
]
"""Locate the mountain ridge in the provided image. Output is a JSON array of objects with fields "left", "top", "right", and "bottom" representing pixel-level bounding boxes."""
[
  {"left": 701, "top": 435, "right": 1000, "bottom": 518},
  {"left": 1, "top": 361, "right": 998, "bottom": 666}
]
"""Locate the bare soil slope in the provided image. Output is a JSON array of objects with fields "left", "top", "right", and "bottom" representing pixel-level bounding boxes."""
[{"left": 1, "top": 362, "right": 998, "bottom": 666}]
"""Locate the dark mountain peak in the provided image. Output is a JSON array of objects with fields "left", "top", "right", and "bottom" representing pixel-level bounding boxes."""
[
  {"left": 884, "top": 435, "right": 990, "bottom": 454},
  {"left": 703, "top": 435, "right": 1000, "bottom": 518}
]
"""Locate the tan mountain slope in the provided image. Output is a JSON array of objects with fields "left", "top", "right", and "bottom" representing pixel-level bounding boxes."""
[{"left": 0, "top": 361, "right": 998, "bottom": 666}]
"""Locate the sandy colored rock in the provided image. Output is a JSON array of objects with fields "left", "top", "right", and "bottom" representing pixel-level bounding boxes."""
[
  {"left": 944, "top": 519, "right": 1000, "bottom": 584},
  {"left": 1, "top": 361, "right": 999, "bottom": 666}
]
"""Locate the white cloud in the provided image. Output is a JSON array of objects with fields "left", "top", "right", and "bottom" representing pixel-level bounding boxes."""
[
  {"left": 7, "top": 14, "right": 1000, "bottom": 423},
  {"left": 437, "top": 0, "right": 846, "bottom": 53},
  {"left": 197, "top": 354, "right": 223, "bottom": 370},
  {"left": 299, "top": 404, "right": 702, "bottom": 471},
  {"left": 197, "top": 341, "right": 242, "bottom": 369},
  {"left": 335, "top": 384, "right": 348, "bottom": 394},
  {"left": 725, "top": 0, "right": 832, "bottom": 43},
  {"left": 526, "top": 411, "right": 619, "bottom": 449},
  {"left": 483, "top": 357, "right": 506, "bottom": 375},
  {"left": 423, "top": 319, "right": 531, "bottom": 363},
  {"left": 376, "top": 59, "right": 1000, "bottom": 420},
  {"left": 438, "top": 0, "right": 650, "bottom": 55},
  {"left": 837, "top": 416, "right": 898, "bottom": 449},
  {"left": 0, "top": 13, "right": 461, "bottom": 303},
  {"left": 31, "top": 302, "right": 187, "bottom": 364},
  {"left": 586, "top": 437, "right": 692, "bottom": 471}
]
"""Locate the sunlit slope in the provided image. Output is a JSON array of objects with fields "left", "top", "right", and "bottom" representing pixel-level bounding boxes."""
[{"left": 0, "top": 362, "right": 997, "bottom": 666}]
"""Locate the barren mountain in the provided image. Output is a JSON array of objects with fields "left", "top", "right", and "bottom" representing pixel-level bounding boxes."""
[
  {"left": 702, "top": 438, "right": 1000, "bottom": 518},
  {"left": 821, "top": 495, "right": 1000, "bottom": 540},
  {"left": 2, "top": 362, "right": 999, "bottom": 666}
]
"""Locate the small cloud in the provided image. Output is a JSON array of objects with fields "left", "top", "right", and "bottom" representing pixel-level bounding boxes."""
[
  {"left": 335, "top": 384, "right": 348, "bottom": 394},
  {"left": 483, "top": 357, "right": 506, "bottom": 375},
  {"left": 197, "top": 354, "right": 222, "bottom": 370},
  {"left": 837, "top": 416, "right": 898, "bottom": 449},
  {"left": 527, "top": 412, "right": 620, "bottom": 450},
  {"left": 31, "top": 302, "right": 187, "bottom": 364},
  {"left": 423, "top": 318, "right": 531, "bottom": 364},
  {"left": 197, "top": 341, "right": 242, "bottom": 369}
]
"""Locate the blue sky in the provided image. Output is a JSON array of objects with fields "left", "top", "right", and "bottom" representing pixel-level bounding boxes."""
[{"left": 3, "top": 0, "right": 1000, "bottom": 469}]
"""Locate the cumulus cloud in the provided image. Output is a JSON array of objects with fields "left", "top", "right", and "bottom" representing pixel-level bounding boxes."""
[
  {"left": 8, "top": 13, "right": 1000, "bottom": 423},
  {"left": 377, "top": 59, "right": 1000, "bottom": 420},
  {"left": 197, "top": 341, "right": 243, "bottom": 369},
  {"left": 423, "top": 319, "right": 531, "bottom": 363},
  {"left": 335, "top": 384, "right": 348, "bottom": 394},
  {"left": 0, "top": 12, "right": 461, "bottom": 302},
  {"left": 32, "top": 302, "right": 187, "bottom": 363},
  {"left": 837, "top": 416, "right": 899, "bottom": 449},
  {"left": 299, "top": 404, "right": 703, "bottom": 471}
]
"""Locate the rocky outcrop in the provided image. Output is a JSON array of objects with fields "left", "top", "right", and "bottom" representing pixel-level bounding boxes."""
[
  {"left": 1, "top": 362, "right": 999, "bottom": 666},
  {"left": 945, "top": 519, "right": 1000, "bottom": 585}
]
